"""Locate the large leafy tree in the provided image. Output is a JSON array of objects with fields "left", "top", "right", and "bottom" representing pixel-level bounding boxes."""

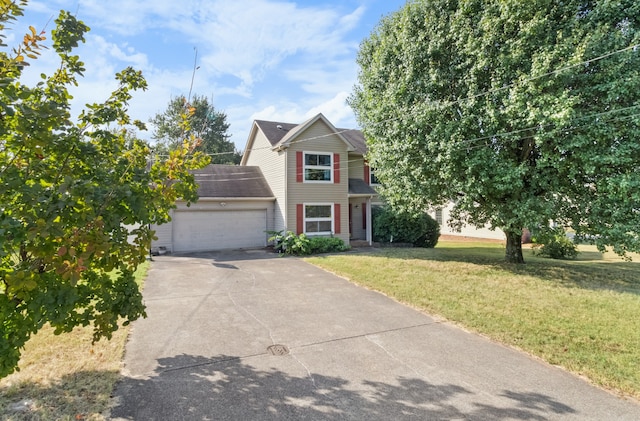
[
  {"left": 0, "top": 3, "right": 209, "bottom": 377},
  {"left": 350, "top": 0, "right": 640, "bottom": 263},
  {"left": 150, "top": 94, "right": 240, "bottom": 164}
]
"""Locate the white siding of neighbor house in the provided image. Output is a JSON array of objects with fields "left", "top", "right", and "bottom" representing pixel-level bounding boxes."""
[
  {"left": 151, "top": 199, "right": 275, "bottom": 252},
  {"left": 286, "top": 119, "right": 350, "bottom": 243},
  {"left": 243, "top": 127, "right": 287, "bottom": 233},
  {"left": 432, "top": 202, "right": 506, "bottom": 241}
]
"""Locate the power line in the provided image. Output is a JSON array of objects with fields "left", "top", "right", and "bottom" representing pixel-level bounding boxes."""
[
  {"left": 150, "top": 42, "right": 640, "bottom": 171},
  {"left": 430, "top": 43, "right": 640, "bottom": 111}
]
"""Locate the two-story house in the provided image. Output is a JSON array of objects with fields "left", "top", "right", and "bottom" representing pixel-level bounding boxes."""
[{"left": 151, "top": 113, "right": 379, "bottom": 253}]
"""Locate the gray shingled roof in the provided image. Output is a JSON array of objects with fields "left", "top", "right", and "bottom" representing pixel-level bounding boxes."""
[
  {"left": 254, "top": 117, "right": 368, "bottom": 154},
  {"left": 254, "top": 120, "right": 298, "bottom": 147},
  {"left": 339, "top": 129, "right": 367, "bottom": 155},
  {"left": 192, "top": 165, "right": 274, "bottom": 198},
  {"left": 348, "top": 178, "right": 378, "bottom": 196}
]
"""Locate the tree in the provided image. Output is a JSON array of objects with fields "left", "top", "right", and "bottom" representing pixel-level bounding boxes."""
[
  {"left": 349, "top": 0, "right": 640, "bottom": 263},
  {"left": 0, "top": 4, "right": 209, "bottom": 377},
  {"left": 150, "top": 94, "right": 241, "bottom": 164}
]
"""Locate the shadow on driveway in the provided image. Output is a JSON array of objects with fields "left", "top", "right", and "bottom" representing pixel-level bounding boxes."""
[
  {"left": 110, "top": 250, "right": 640, "bottom": 420},
  {"left": 111, "top": 353, "right": 574, "bottom": 420}
]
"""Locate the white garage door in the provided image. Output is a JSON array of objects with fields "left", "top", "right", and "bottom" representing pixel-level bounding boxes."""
[{"left": 172, "top": 210, "right": 267, "bottom": 252}]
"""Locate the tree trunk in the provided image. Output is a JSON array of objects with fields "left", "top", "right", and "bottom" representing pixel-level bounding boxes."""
[{"left": 505, "top": 229, "right": 525, "bottom": 264}]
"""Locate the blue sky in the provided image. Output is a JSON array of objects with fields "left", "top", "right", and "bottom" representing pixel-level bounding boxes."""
[{"left": 16, "top": 0, "right": 406, "bottom": 151}]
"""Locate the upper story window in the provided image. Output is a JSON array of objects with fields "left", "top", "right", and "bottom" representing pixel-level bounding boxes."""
[
  {"left": 369, "top": 169, "right": 380, "bottom": 185},
  {"left": 304, "top": 152, "right": 332, "bottom": 182}
]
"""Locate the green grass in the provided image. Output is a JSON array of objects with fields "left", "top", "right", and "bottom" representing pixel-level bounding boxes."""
[
  {"left": 306, "top": 241, "right": 640, "bottom": 399},
  {"left": 0, "top": 262, "right": 149, "bottom": 421}
]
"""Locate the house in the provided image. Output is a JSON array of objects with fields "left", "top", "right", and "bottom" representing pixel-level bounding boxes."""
[
  {"left": 152, "top": 113, "right": 379, "bottom": 253},
  {"left": 151, "top": 112, "right": 508, "bottom": 253},
  {"left": 430, "top": 204, "right": 506, "bottom": 241}
]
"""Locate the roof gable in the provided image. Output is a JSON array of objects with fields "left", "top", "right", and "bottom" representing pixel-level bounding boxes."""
[
  {"left": 241, "top": 113, "right": 368, "bottom": 164},
  {"left": 254, "top": 120, "right": 299, "bottom": 147},
  {"left": 274, "top": 113, "right": 355, "bottom": 151}
]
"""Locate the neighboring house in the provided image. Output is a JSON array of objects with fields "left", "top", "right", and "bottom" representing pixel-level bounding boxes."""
[
  {"left": 430, "top": 204, "right": 506, "bottom": 241},
  {"left": 152, "top": 113, "right": 379, "bottom": 253}
]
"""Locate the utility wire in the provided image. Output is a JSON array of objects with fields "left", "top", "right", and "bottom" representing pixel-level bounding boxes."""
[{"left": 151, "top": 42, "right": 640, "bottom": 171}]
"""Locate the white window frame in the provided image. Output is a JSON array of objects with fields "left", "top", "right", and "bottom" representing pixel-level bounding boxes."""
[
  {"left": 303, "top": 151, "right": 333, "bottom": 183},
  {"left": 303, "top": 203, "right": 334, "bottom": 236},
  {"left": 369, "top": 168, "right": 380, "bottom": 186}
]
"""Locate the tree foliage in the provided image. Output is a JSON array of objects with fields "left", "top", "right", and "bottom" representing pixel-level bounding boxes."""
[
  {"left": 150, "top": 94, "right": 240, "bottom": 164},
  {"left": 0, "top": 4, "right": 209, "bottom": 377},
  {"left": 350, "top": 0, "right": 640, "bottom": 263}
]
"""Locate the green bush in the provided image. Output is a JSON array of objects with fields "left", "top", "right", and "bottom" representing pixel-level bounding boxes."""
[
  {"left": 414, "top": 213, "right": 440, "bottom": 248},
  {"left": 373, "top": 207, "right": 440, "bottom": 248},
  {"left": 532, "top": 228, "right": 579, "bottom": 260},
  {"left": 267, "top": 230, "right": 310, "bottom": 255},
  {"left": 267, "top": 231, "right": 348, "bottom": 255},
  {"left": 308, "top": 236, "right": 349, "bottom": 254}
]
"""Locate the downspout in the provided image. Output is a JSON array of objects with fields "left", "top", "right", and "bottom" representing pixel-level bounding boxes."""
[
  {"left": 283, "top": 148, "right": 288, "bottom": 232},
  {"left": 366, "top": 196, "right": 373, "bottom": 246}
]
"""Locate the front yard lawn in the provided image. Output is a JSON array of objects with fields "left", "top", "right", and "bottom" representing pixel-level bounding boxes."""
[
  {"left": 306, "top": 241, "right": 640, "bottom": 399},
  {"left": 0, "top": 262, "right": 149, "bottom": 421}
]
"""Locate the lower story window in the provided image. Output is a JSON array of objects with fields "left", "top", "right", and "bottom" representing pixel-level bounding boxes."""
[{"left": 305, "top": 204, "right": 333, "bottom": 234}]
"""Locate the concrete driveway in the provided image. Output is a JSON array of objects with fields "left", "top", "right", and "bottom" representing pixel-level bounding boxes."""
[{"left": 110, "top": 249, "right": 640, "bottom": 420}]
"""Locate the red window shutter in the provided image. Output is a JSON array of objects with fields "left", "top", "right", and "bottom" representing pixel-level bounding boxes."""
[
  {"left": 296, "top": 151, "right": 303, "bottom": 182},
  {"left": 296, "top": 204, "right": 304, "bottom": 234},
  {"left": 362, "top": 202, "right": 367, "bottom": 230},
  {"left": 334, "top": 203, "right": 341, "bottom": 234},
  {"left": 364, "top": 164, "right": 370, "bottom": 185},
  {"left": 333, "top": 153, "right": 340, "bottom": 184}
]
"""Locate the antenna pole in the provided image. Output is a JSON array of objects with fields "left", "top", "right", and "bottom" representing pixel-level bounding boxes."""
[{"left": 188, "top": 47, "right": 198, "bottom": 103}]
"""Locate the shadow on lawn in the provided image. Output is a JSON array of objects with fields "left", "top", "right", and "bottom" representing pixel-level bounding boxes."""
[
  {"left": 110, "top": 353, "right": 574, "bottom": 420},
  {"left": 0, "top": 370, "right": 118, "bottom": 420},
  {"left": 358, "top": 246, "right": 640, "bottom": 295}
]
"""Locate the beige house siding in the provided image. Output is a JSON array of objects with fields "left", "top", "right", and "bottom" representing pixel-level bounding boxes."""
[
  {"left": 348, "top": 154, "right": 366, "bottom": 181},
  {"left": 243, "top": 128, "right": 287, "bottom": 233},
  {"left": 285, "top": 120, "right": 350, "bottom": 243}
]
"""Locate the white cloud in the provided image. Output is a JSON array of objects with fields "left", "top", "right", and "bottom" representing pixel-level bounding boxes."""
[
  {"left": 284, "top": 59, "right": 358, "bottom": 95},
  {"left": 71, "top": 0, "right": 188, "bottom": 35},
  {"left": 168, "top": 1, "right": 361, "bottom": 88},
  {"left": 305, "top": 91, "right": 355, "bottom": 127},
  {"left": 14, "top": 0, "right": 386, "bottom": 152},
  {"left": 45, "top": 0, "right": 366, "bottom": 104},
  {"left": 251, "top": 104, "right": 309, "bottom": 124}
]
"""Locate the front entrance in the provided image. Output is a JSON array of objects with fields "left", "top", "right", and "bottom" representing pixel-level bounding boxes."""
[{"left": 348, "top": 200, "right": 368, "bottom": 241}]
